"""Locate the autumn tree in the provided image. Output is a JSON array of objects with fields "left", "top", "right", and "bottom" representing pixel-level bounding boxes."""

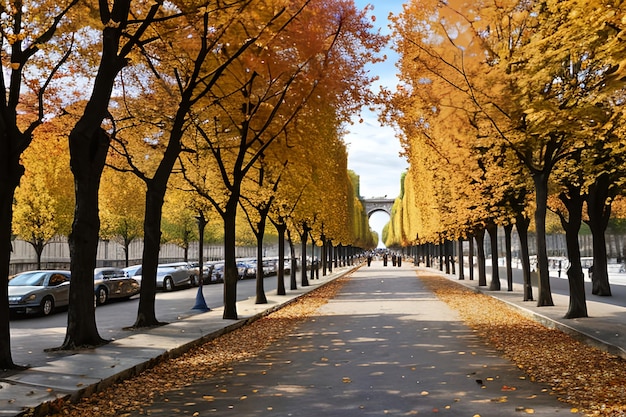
[
  {"left": 548, "top": 158, "right": 588, "bottom": 318},
  {"left": 0, "top": 0, "right": 80, "bottom": 368},
  {"left": 240, "top": 156, "right": 287, "bottom": 304},
  {"left": 103, "top": 0, "right": 297, "bottom": 327},
  {"left": 387, "top": 0, "right": 626, "bottom": 308},
  {"left": 181, "top": 0, "right": 385, "bottom": 319},
  {"left": 12, "top": 178, "right": 57, "bottom": 269},
  {"left": 13, "top": 118, "right": 75, "bottom": 269},
  {"left": 99, "top": 168, "right": 145, "bottom": 267},
  {"left": 62, "top": 0, "right": 168, "bottom": 349}
]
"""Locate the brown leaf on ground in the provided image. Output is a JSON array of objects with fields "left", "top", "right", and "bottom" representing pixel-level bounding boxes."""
[
  {"left": 22, "top": 277, "right": 349, "bottom": 417},
  {"left": 418, "top": 272, "right": 626, "bottom": 417}
]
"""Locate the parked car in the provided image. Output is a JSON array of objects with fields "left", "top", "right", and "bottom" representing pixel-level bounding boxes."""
[
  {"left": 123, "top": 264, "right": 142, "bottom": 282},
  {"left": 8, "top": 270, "right": 71, "bottom": 316},
  {"left": 210, "top": 262, "right": 224, "bottom": 283},
  {"left": 237, "top": 261, "right": 256, "bottom": 279},
  {"left": 93, "top": 267, "right": 140, "bottom": 305},
  {"left": 159, "top": 262, "right": 200, "bottom": 286},
  {"left": 192, "top": 262, "right": 215, "bottom": 284},
  {"left": 262, "top": 259, "right": 277, "bottom": 276},
  {"left": 123, "top": 264, "right": 192, "bottom": 291},
  {"left": 209, "top": 262, "right": 252, "bottom": 281},
  {"left": 156, "top": 266, "right": 193, "bottom": 291}
]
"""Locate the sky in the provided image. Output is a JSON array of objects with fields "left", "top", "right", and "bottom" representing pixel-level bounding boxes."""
[{"left": 345, "top": 0, "right": 408, "bottom": 245}]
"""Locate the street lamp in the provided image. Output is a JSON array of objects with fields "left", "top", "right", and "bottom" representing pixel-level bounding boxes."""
[{"left": 192, "top": 211, "right": 210, "bottom": 312}]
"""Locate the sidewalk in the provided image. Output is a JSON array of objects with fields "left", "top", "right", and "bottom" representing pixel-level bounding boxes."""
[
  {"left": 109, "top": 261, "right": 574, "bottom": 416},
  {"left": 0, "top": 266, "right": 355, "bottom": 417},
  {"left": 3, "top": 261, "right": 623, "bottom": 416},
  {"left": 435, "top": 263, "right": 626, "bottom": 360}
]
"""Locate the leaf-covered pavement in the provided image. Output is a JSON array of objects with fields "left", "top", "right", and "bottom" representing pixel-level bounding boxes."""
[{"left": 23, "top": 269, "right": 626, "bottom": 416}]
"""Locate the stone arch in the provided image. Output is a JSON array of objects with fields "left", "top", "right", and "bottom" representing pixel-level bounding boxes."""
[{"left": 363, "top": 198, "right": 394, "bottom": 218}]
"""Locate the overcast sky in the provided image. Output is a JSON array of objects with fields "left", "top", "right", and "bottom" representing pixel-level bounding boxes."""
[{"left": 345, "top": 0, "right": 408, "bottom": 245}]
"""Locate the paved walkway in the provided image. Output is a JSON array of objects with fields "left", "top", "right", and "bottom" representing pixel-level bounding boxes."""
[
  {"left": 4, "top": 260, "right": 625, "bottom": 416},
  {"left": 0, "top": 266, "right": 354, "bottom": 417},
  {"left": 127, "top": 262, "right": 573, "bottom": 416},
  {"left": 448, "top": 263, "right": 626, "bottom": 360}
]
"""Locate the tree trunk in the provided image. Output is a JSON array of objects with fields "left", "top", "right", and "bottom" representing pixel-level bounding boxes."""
[
  {"left": 133, "top": 189, "right": 166, "bottom": 327},
  {"left": 559, "top": 191, "right": 588, "bottom": 319},
  {"left": 32, "top": 241, "right": 44, "bottom": 270},
  {"left": 586, "top": 174, "right": 612, "bottom": 296},
  {"left": 255, "top": 217, "right": 267, "bottom": 304},
  {"left": 450, "top": 240, "right": 456, "bottom": 275},
  {"left": 275, "top": 221, "right": 286, "bottom": 296},
  {"left": 287, "top": 229, "right": 297, "bottom": 290},
  {"left": 468, "top": 237, "right": 474, "bottom": 281},
  {"left": 0, "top": 159, "right": 23, "bottom": 368},
  {"left": 61, "top": 2, "right": 140, "bottom": 348},
  {"left": 532, "top": 171, "right": 555, "bottom": 306},
  {"left": 444, "top": 239, "right": 451, "bottom": 274},
  {"left": 62, "top": 125, "right": 109, "bottom": 349},
  {"left": 124, "top": 241, "right": 130, "bottom": 267},
  {"left": 515, "top": 213, "right": 533, "bottom": 301},
  {"left": 475, "top": 229, "right": 487, "bottom": 286},
  {"left": 309, "top": 236, "right": 314, "bottom": 281},
  {"left": 438, "top": 241, "right": 444, "bottom": 271},
  {"left": 223, "top": 200, "right": 239, "bottom": 319},
  {"left": 321, "top": 233, "right": 327, "bottom": 276},
  {"left": 487, "top": 223, "right": 501, "bottom": 291},
  {"left": 504, "top": 224, "right": 514, "bottom": 291},
  {"left": 327, "top": 240, "right": 333, "bottom": 273},
  {"left": 300, "top": 225, "right": 309, "bottom": 287},
  {"left": 458, "top": 238, "right": 465, "bottom": 280}
]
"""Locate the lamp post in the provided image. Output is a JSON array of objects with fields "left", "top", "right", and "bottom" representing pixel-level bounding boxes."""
[{"left": 192, "top": 211, "right": 210, "bottom": 312}]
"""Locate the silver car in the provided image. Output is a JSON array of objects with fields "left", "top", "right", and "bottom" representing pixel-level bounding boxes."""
[
  {"left": 123, "top": 264, "right": 191, "bottom": 291},
  {"left": 156, "top": 265, "right": 193, "bottom": 291},
  {"left": 8, "top": 270, "right": 71, "bottom": 316},
  {"left": 93, "top": 267, "right": 140, "bottom": 305},
  {"left": 159, "top": 262, "right": 200, "bottom": 286}
]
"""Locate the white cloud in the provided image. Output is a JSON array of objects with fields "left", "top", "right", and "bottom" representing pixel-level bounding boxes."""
[
  {"left": 346, "top": 113, "right": 407, "bottom": 199},
  {"left": 347, "top": 0, "right": 408, "bottom": 201}
]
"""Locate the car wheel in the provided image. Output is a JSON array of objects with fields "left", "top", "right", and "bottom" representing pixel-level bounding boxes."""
[
  {"left": 96, "top": 286, "right": 108, "bottom": 305},
  {"left": 163, "top": 277, "right": 174, "bottom": 291},
  {"left": 41, "top": 297, "right": 54, "bottom": 316},
  {"left": 190, "top": 275, "right": 198, "bottom": 287}
]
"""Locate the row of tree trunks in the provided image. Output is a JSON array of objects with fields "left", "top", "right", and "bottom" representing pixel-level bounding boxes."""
[{"left": 413, "top": 210, "right": 598, "bottom": 319}]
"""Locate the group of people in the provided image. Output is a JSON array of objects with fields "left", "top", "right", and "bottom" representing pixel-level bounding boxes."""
[{"left": 365, "top": 250, "right": 402, "bottom": 267}]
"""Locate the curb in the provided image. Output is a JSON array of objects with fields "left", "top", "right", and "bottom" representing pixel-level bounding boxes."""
[
  {"left": 430, "top": 268, "right": 626, "bottom": 361},
  {"left": 12, "top": 266, "right": 359, "bottom": 417}
]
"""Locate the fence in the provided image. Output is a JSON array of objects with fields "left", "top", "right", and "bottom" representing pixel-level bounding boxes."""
[
  {"left": 493, "top": 232, "right": 625, "bottom": 261},
  {"left": 9, "top": 236, "right": 284, "bottom": 275}
]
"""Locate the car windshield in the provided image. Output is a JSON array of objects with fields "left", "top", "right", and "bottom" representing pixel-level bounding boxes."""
[{"left": 9, "top": 271, "right": 48, "bottom": 287}]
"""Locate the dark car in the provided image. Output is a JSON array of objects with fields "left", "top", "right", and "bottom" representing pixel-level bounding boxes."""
[
  {"left": 210, "top": 262, "right": 224, "bottom": 283},
  {"left": 94, "top": 267, "right": 140, "bottom": 305},
  {"left": 8, "top": 270, "right": 71, "bottom": 316},
  {"left": 237, "top": 261, "right": 256, "bottom": 279}
]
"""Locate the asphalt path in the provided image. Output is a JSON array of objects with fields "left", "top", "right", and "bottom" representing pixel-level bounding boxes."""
[
  {"left": 124, "top": 262, "right": 575, "bottom": 416},
  {"left": 9, "top": 275, "right": 285, "bottom": 368}
]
